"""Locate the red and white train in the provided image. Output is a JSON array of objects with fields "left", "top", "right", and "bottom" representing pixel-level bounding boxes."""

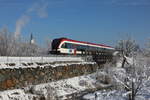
[{"left": 50, "top": 37, "right": 115, "bottom": 55}]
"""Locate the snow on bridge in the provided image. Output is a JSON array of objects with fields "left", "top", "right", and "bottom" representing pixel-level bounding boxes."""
[
  {"left": 0, "top": 56, "right": 84, "bottom": 63},
  {"left": 0, "top": 56, "right": 92, "bottom": 69}
]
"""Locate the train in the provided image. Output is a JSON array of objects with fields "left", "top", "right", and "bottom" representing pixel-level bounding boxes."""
[{"left": 50, "top": 37, "right": 115, "bottom": 56}]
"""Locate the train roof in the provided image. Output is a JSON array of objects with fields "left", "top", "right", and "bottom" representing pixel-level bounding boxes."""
[{"left": 56, "top": 37, "right": 115, "bottom": 49}]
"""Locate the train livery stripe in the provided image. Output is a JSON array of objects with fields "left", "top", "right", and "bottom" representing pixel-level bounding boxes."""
[
  {"left": 62, "top": 39, "right": 114, "bottom": 48},
  {"left": 58, "top": 40, "right": 114, "bottom": 50}
]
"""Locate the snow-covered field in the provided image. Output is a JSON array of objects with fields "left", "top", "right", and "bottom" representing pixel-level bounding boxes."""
[
  {"left": 0, "top": 73, "right": 109, "bottom": 100},
  {"left": 83, "top": 81, "right": 150, "bottom": 100}
]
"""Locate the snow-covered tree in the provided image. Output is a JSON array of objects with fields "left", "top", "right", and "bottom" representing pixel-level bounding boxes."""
[
  {"left": 107, "top": 55, "right": 150, "bottom": 100},
  {"left": 116, "top": 38, "right": 140, "bottom": 57},
  {"left": 0, "top": 27, "right": 16, "bottom": 56},
  {"left": 144, "top": 38, "right": 150, "bottom": 57},
  {"left": 0, "top": 27, "right": 41, "bottom": 56},
  {"left": 100, "top": 37, "right": 150, "bottom": 100},
  {"left": 116, "top": 37, "right": 140, "bottom": 68}
]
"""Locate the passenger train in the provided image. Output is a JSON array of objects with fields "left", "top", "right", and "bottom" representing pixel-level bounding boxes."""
[{"left": 50, "top": 38, "right": 115, "bottom": 56}]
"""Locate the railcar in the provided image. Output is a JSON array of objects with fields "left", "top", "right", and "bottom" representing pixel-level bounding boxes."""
[{"left": 50, "top": 37, "right": 115, "bottom": 55}]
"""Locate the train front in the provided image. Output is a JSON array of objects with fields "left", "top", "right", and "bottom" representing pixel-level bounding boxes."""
[{"left": 50, "top": 38, "right": 62, "bottom": 54}]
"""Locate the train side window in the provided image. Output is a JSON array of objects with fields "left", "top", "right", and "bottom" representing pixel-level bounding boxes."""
[
  {"left": 82, "top": 45, "right": 85, "bottom": 49},
  {"left": 71, "top": 43, "right": 74, "bottom": 49},
  {"left": 73, "top": 44, "right": 77, "bottom": 49},
  {"left": 77, "top": 45, "right": 81, "bottom": 50},
  {"left": 69, "top": 43, "right": 72, "bottom": 48},
  {"left": 61, "top": 43, "right": 66, "bottom": 48},
  {"left": 66, "top": 43, "right": 73, "bottom": 49},
  {"left": 66, "top": 43, "right": 69, "bottom": 48},
  {"left": 76, "top": 45, "right": 85, "bottom": 50}
]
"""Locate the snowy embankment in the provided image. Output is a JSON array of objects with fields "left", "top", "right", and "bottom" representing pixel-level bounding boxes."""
[
  {"left": 0, "top": 72, "right": 110, "bottom": 100},
  {"left": 83, "top": 81, "right": 150, "bottom": 100}
]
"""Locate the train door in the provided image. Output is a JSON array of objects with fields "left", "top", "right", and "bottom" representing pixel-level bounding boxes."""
[
  {"left": 73, "top": 44, "right": 77, "bottom": 55},
  {"left": 74, "top": 48, "right": 77, "bottom": 55}
]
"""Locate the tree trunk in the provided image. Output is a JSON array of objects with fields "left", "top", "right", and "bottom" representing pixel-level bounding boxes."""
[
  {"left": 131, "top": 81, "right": 135, "bottom": 100},
  {"left": 129, "top": 94, "right": 132, "bottom": 100},
  {"left": 121, "top": 56, "right": 126, "bottom": 68}
]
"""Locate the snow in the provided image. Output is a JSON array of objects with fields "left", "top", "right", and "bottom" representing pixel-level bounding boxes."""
[
  {"left": 0, "top": 56, "right": 97, "bottom": 100},
  {"left": 83, "top": 93, "right": 95, "bottom": 100},
  {"left": 0, "top": 89, "right": 36, "bottom": 100},
  {"left": 124, "top": 56, "right": 134, "bottom": 65},
  {"left": 0, "top": 56, "right": 84, "bottom": 63},
  {"left": 0, "top": 61, "right": 95, "bottom": 69},
  {"left": 32, "top": 73, "right": 98, "bottom": 98},
  {"left": 0, "top": 73, "right": 105, "bottom": 100},
  {"left": 116, "top": 56, "right": 135, "bottom": 67},
  {"left": 50, "top": 62, "right": 96, "bottom": 67},
  {"left": 83, "top": 86, "right": 150, "bottom": 100},
  {"left": 1, "top": 55, "right": 150, "bottom": 100},
  {"left": 83, "top": 56, "right": 150, "bottom": 100},
  {"left": 0, "top": 56, "right": 96, "bottom": 69},
  {"left": 83, "top": 90, "right": 127, "bottom": 100},
  {"left": 113, "top": 51, "right": 119, "bottom": 56},
  {"left": 116, "top": 60, "right": 122, "bottom": 67}
]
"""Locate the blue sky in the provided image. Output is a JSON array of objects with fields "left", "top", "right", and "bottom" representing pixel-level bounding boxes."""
[{"left": 0, "top": 0, "right": 150, "bottom": 47}]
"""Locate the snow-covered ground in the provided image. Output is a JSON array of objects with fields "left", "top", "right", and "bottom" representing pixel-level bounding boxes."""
[
  {"left": 0, "top": 73, "right": 109, "bottom": 100},
  {"left": 83, "top": 56, "right": 150, "bottom": 100},
  {"left": 83, "top": 81, "right": 150, "bottom": 100}
]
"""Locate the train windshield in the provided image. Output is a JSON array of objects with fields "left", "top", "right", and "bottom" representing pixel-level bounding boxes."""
[{"left": 51, "top": 39, "right": 62, "bottom": 49}]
